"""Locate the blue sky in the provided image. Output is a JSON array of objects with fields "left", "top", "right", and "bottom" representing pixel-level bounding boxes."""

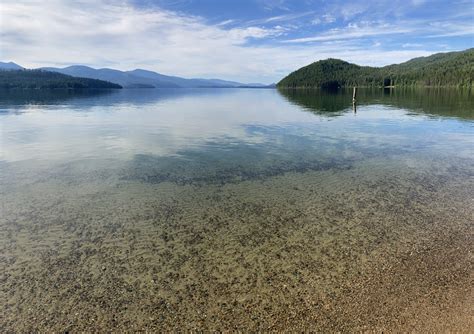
[{"left": 0, "top": 0, "right": 473, "bottom": 83}]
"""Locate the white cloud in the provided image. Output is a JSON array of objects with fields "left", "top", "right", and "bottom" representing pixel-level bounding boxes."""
[
  {"left": 249, "top": 11, "right": 314, "bottom": 24},
  {"left": 402, "top": 43, "right": 423, "bottom": 48},
  {"left": 258, "top": 0, "right": 291, "bottom": 11},
  {"left": 216, "top": 19, "right": 235, "bottom": 26},
  {"left": 426, "top": 22, "right": 474, "bottom": 37},
  {"left": 285, "top": 22, "right": 412, "bottom": 43},
  {"left": 0, "top": 0, "right": 453, "bottom": 83},
  {"left": 0, "top": 0, "right": 286, "bottom": 81},
  {"left": 312, "top": 14, "right": 336, "bottom": 25}
]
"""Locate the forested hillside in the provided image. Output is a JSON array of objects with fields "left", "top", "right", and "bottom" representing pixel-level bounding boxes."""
[
  {"left": 0, "top": 70, "right": 122, "bottom": 89},
  {"left": 278, "top": 49, "right": 474, "bottom": 88}
]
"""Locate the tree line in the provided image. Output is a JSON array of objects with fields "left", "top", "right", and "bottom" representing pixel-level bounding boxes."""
[
  {"left": 278, "top": 48, "right": 473, "bottom": 88},
  {"left": 0, "top": 69, "right": 122, "bottom": 89}
]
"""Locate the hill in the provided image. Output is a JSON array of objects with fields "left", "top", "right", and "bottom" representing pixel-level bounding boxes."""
[
  {"left": 277, "top": 49, "right": 474, "bottom": 88},
  {"left": 0, "top": 70, "right": 122, "bottom": 89}
]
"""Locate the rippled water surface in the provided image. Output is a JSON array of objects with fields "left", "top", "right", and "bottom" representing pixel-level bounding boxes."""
[{"left": 1, "top": 88, "right": 473, "bottom": 331}]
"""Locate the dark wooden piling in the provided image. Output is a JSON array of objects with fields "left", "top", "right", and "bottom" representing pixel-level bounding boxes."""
[{"left": 352, "top": 87, "right": 357, "bottom": 113}]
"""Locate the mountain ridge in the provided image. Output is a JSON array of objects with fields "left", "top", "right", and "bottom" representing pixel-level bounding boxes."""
[
  {"left": 0, "top": 61, "right": 24, "bottom": 70},
  {"left": 0, "top": 62, "right": 269, "bottom": 88}
]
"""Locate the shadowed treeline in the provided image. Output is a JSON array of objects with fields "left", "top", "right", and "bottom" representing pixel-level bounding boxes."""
[
  {"left": 278, "top": 88, "right": 474, "bottom": 120},
  {"left": 0, "top": 70, "right": 122, "bottom": 89}
]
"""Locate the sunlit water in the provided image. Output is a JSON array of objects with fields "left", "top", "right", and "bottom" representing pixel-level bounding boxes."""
[{"left": 1, "top": 88, "right": 473, "bottom": 331}]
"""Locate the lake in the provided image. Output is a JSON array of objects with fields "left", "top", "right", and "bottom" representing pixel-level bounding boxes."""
[{"left": 1, "top": 88, "right": 473, "bottom": 331}]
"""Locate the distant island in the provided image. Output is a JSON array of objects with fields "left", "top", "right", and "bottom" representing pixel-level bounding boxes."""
[
  {"left": 278, "top": 48, "right": 473, "bottom": 89},
  {"left": 0, "top": 70, "right": 122, "bottom": 89}
]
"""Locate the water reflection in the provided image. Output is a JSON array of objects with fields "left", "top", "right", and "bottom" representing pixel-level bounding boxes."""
[
  {"left": 1, "top": 88, "right": 473, "bottom": 166},
  {"left": 278, "top": 88, "right": 352, "bottom": 116},
  {"left": 0, "top": 89, "right": 311, "bottom": 162},
  {"left": 0, "top": 89, "right": 117, "bottom": 108},
  {"left": 279, "top": 88, "right": 474, "bottom": 120},
  {"left": 0, "top": 88, "right": 234, "bottom": 110}
]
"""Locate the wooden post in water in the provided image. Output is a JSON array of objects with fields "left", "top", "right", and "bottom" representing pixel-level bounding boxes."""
[{"left": 352, "top": 87, "right": 357, "bottom": 113}]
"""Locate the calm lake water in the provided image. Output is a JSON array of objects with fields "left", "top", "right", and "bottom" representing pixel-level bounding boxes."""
[{"left": 1, "top": 88, "right": 473, "bottom": 331}]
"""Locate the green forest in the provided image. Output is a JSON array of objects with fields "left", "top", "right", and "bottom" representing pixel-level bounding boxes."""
[
  {"left": 277, "top": 48, "right": 474, "bottom": 88},
  {"left": 0, "top": 70, "right": 122, "bottom": 89}
]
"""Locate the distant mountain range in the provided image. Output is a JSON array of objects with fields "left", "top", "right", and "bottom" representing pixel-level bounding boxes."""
[
  {"left": 0, "top": 62, "right": 273, "bottom": 89},
  {"left": 277, "top": 48, "right": 474, "bottom": 88}
]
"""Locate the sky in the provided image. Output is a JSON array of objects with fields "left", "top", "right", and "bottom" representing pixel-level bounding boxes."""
[{"left": 0, "top": 0, "right": 473, "bottom": 83}]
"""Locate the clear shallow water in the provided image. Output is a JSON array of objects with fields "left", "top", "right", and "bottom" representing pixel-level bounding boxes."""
[{"left": 1, "top": 88, "right": 473, "bottom": 331}]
